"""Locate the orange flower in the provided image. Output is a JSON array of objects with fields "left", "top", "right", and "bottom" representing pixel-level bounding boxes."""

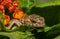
[
  {"left": 13, "top": 1, "right": 19, "bottom": 7},
  {"left": 2, "top": 13, "right": 10, "bottom": 25},
  {"left": 13, "top": 8, "right": 24, "bottom": 19},
  {"left": 4, "top": 18, "right": 10, "bottom": 25}
]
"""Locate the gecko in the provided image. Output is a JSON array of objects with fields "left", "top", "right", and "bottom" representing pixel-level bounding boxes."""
[{"left": 6, "top": 14, "right": 45, "bottom": 30}]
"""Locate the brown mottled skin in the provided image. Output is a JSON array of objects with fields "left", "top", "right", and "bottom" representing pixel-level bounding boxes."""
[{"left": 6, "top": 14, "right": 45, "bottom": 30}]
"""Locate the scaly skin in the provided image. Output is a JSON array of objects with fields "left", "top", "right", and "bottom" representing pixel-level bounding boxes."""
[
  {"left": 23, "top": 14, "right": 45, "bottom": 27},
  {"left": 6, "top": 14, "right": 45, "bottom": 30}
]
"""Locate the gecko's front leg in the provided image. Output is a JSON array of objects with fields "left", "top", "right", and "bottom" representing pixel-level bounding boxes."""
[{"left": 6, "top": 19, "right": 22, "bottom": 30}]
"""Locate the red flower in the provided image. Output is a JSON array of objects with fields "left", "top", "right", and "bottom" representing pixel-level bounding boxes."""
[
  {"left": 9, "top": 6, "right": 15, "bottom": 12},
  {"left": 5, "top": 1, "right": 11, "bottom": 7},
  {"left": 1, "top": 0, "right": 5, "bottom": 5},
  {"left": 1, "top": 0, "right": 4, "bottom": 2},
  {"left": 1, "top": 0, "right": 11, "bottom": 7},
  {"left": 0, "top": 5, "right": 4, "bottom": 12}
]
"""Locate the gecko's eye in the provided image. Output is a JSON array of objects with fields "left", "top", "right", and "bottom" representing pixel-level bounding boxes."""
[{"left": 31, "top": 20, "right": 36, "bottom": 23}]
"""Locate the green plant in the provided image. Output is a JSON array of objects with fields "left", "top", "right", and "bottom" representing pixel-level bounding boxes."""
[{"left": 0, "top": 0, "right": 60, "bottom": 39}]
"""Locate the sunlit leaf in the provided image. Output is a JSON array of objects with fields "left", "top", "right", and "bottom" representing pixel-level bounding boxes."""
[
  {"left": 35, "top": 0, "right": 60, "bottom": 7},
  {"left": 0, "top": 31, "right": 35, "bottom": 39}
]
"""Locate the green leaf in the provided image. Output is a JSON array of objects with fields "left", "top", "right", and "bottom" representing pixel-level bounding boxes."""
[
  {"left": 45, "top": 23, "right": 60, "bottom": 39},
  {"left": 19, "top": 0, "right": 35, "bottom": 8},
  {"left": 0, "top": 31, "right": 35, "bottom": 39},
  {"left": 18, "top": 0, "right": 35, "bottom": 14},
  {"left": 35, "top": 0, "right": 60, "bottom": 7},
  {"left": 0, "top": 12, "right": 4, "bottom": 23},
  {"left": 54, "top": 35, "right": 60, "bottom": 39},
  {"left": 0, "top": 12, "right": 6, "bottom": 31}
]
